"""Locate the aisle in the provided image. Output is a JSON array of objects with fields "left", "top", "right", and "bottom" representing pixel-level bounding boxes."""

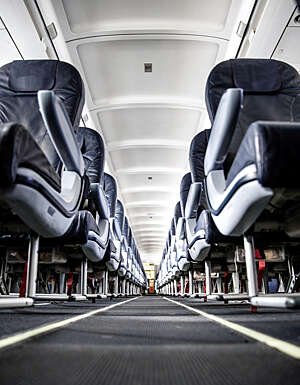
[{"left": 0, "top": 296, "right": 299, "bottom": 385}]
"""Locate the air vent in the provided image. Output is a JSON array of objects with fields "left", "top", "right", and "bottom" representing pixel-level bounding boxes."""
[
  {"left": 47, "top": 22, "right": 58, "bottom": 40},
  {"left": 147, "top": 176, "right": 152, "bottom": 180},
  {"left": 144, "top": 63, "right": 152, "bottom": 72},
  {"left": 236, "top": 21, "right": 246, "bottom": 38}
]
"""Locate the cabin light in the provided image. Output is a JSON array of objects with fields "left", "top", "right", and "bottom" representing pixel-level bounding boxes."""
[{"left": 144, "top": 63, "right": 152, "bottom": 72}]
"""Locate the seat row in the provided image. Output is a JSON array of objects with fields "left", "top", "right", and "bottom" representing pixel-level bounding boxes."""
[
  {"left": 0, "top": 59, "right": 147, "bottom": 308},
  {"left": 157, "top": 58, "right": 300, "bottom": 311}
]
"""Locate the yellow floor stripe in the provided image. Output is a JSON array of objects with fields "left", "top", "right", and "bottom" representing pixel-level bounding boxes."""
[
  {"left": 164, "top": 297, "right": 300, "bottom": 360},
  {"left": 0, "top": 297, "right": 138, "bottom": 350}
]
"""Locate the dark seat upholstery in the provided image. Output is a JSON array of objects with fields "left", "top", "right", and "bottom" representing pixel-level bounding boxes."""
[
  {"left": 189, "top": 129, "right": 211, "bottom": 184},
  {"left": 180, "top": 172, "right": 192, "bottom": 217},
  {"left": 204, "top": 59, "right": 300, "bottom": 238},
  {"left": 0, "top": 60, "right": 85, "bottom": 238},
  {"left": 77, "top": 126, "right": 105, "bottom": 184},
  {"left": 0, "top": 60, "right": 84, "bottom": 175},
  {"left": 174, "top": 201, "right": 181, "bottom": 225},
  {"left": 206, "top": 59, "right": 300, "bottom": 177},
  {"left": 115, "top": 200, "right": 124, "bottom": 240},
  {"left": 102, "top": 173, "right": 117, "bottom": 218},
  {"left": 56, "top": 126, "right": 110, "bottom": 262},
  {"left": 226, "top": 121, "right": 300, "bottom": 188},
  {"left": 117, "top": 201, "right": 127, "bottom": 277}
]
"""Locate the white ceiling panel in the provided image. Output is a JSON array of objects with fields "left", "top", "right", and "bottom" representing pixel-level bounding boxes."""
[
  {"left": 76, "top": 37, "right": 221, "bottom": 107},
  {"left": 127, "top": 206, "right": 172, "bottom": 218},
  {"left": 123, "top": 191, "right": 177, "bottom": 205},
  {"left": 273, "top": 27, "right": 300, "bottom": 71},
  {"left": 110, "top": 147, "right": 188, "bottom": 172},
  {"left": 57, "top": 0, "right": 240, "bottom": 39},
  {"left": 98, "top": 107, "right": 201, "bottom": 144},
  {"left": 117, "top": 173, "right": 184, "bottom": 193}
]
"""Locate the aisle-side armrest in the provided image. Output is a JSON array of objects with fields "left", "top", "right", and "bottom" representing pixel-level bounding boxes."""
[
  {"left": 176, "top": 217, "right": 185, "bottom": 241},
  {"left": 38, "top": 90, "right": 85, "bottom": 176},
  {"left": 185, "top": 182, "right": 202, "bottom": 219},
  {"left": 204, "top": 88, "right": 243, "bottom": 175},
  {"left": 89, "top": 183, "right": 110, "bottom": 219}
]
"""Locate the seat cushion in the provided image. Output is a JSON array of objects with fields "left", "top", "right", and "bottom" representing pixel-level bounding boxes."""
[
  {"left": 0, "top": 60, "right": 84, "bottom": 172},
  {"left": 226, "top": 120, "right": 300, "bottom": 188},
  {"left": 205, "top": 59, "right": 300, "bottom": 174},
  {"left": 195, "top": 210, "right": 232, "bottom": 244},
  {"left": 0, "top": 122, "right": 60, "bottom": 191},
  {"left": 57, "top": 210, "right": 100, "bottom": 245}
]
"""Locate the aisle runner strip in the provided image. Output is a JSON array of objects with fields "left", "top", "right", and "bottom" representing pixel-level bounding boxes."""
[
  {"left": 0, "top": 297, "right": 138, "bottom": 350},
  {"left": 164, "top": 297, "right": 300, "bottom": 360}
]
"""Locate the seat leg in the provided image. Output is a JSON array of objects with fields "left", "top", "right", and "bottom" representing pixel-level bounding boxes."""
[
  {"left": 174, "top": 279, "right": 178, "bottom": 296},
  {"left": 104, "top": 270, "right": 109, "bottom": 296},
  {"left": 205, "top": 260, "right": 212, "bottom": 296},
  {"left": 114, "top": 275, "right": 119, "bottom": 296},
  {"left": 122, "top": 279, "right": 126, "bottom": 296},
  {"left": 189, "top": 270, "right": 193, "bottom": 295},
  {"left": 232, "top": 271, "right": 240, "bottom": 294},
  {"left": 180, "top": 275, "right": 184, "bottom": 295},
  {"left": 26, "top": 233, "right": 40, "bottom": 298},
  {"left": 243, "top": 234, "right": 258, "bottom": 298},
  {"left": 59, "top": 273, "right": 66, "bottom": 294},
  {"left": 216, "top": 277, "right": 222, "bottom": 293},
  {"left": 80, "top": 258, "right": 88, "bottom": 296}
]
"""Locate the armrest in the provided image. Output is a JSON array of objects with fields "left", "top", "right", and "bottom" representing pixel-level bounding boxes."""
[
  {"left": 176, "top": 217, "right": 185, "bottom": 241},
  {"left": 112, "top": 218, "right": 122, "bottom": 241},
  {"left": 38, "top": 90, "right": 85, "bottom": 176},
  {"left": 121, "top": 234, "right": 128, "bottom": 250},
  {"left": 89, "top": 183, "right": 109, "bottom": 219},
  {"left": 204, "top": 88, "right": 243, "bottom": 175},
  {"left": 185, "top": 182, "right": 202, "bottom": 219}
]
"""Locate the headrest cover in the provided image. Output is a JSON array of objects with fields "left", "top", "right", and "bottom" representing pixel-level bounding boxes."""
[
  {"left": 9, "top": 61, "right": 57, "bottom": 92},
  {"left": 103, "top": 173, "right": 117, "bottom": 217},
  {"left": 78, "top": 127, "right": 105, "bottom": 184},
  {"left": 123, "top": 217, "right": 129, "bottom": 236},
  {"left": 131, "top": 237, "right": 136, "bottom": 251},
  {"left": 115, "top": 200, "right": 125, "bottom": 231},
  {"left": 189, "top": 129, "right": 210, "bottom": 183},
  {"left": 232, "top": 59, "right": 281, "bottom": 93},
  {"left": 128, "top": 226, "right": 132, "bottom": 245},
  {"left": 206, "top": 58, "right": 300, "bottom": 122},
  {"left": 174, "top": 201, "right": 182, "bottom": 223},
  {"left": 180, "top": 172, "right": 192, "bottom": 213},
  {"left": 171, "top": 218, "right": 176, "bottom": 235}
]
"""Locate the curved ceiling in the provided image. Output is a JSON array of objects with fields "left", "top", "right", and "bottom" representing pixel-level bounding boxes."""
[{"left": 37, "top": 0, "right": 255, "bottom": 263}]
